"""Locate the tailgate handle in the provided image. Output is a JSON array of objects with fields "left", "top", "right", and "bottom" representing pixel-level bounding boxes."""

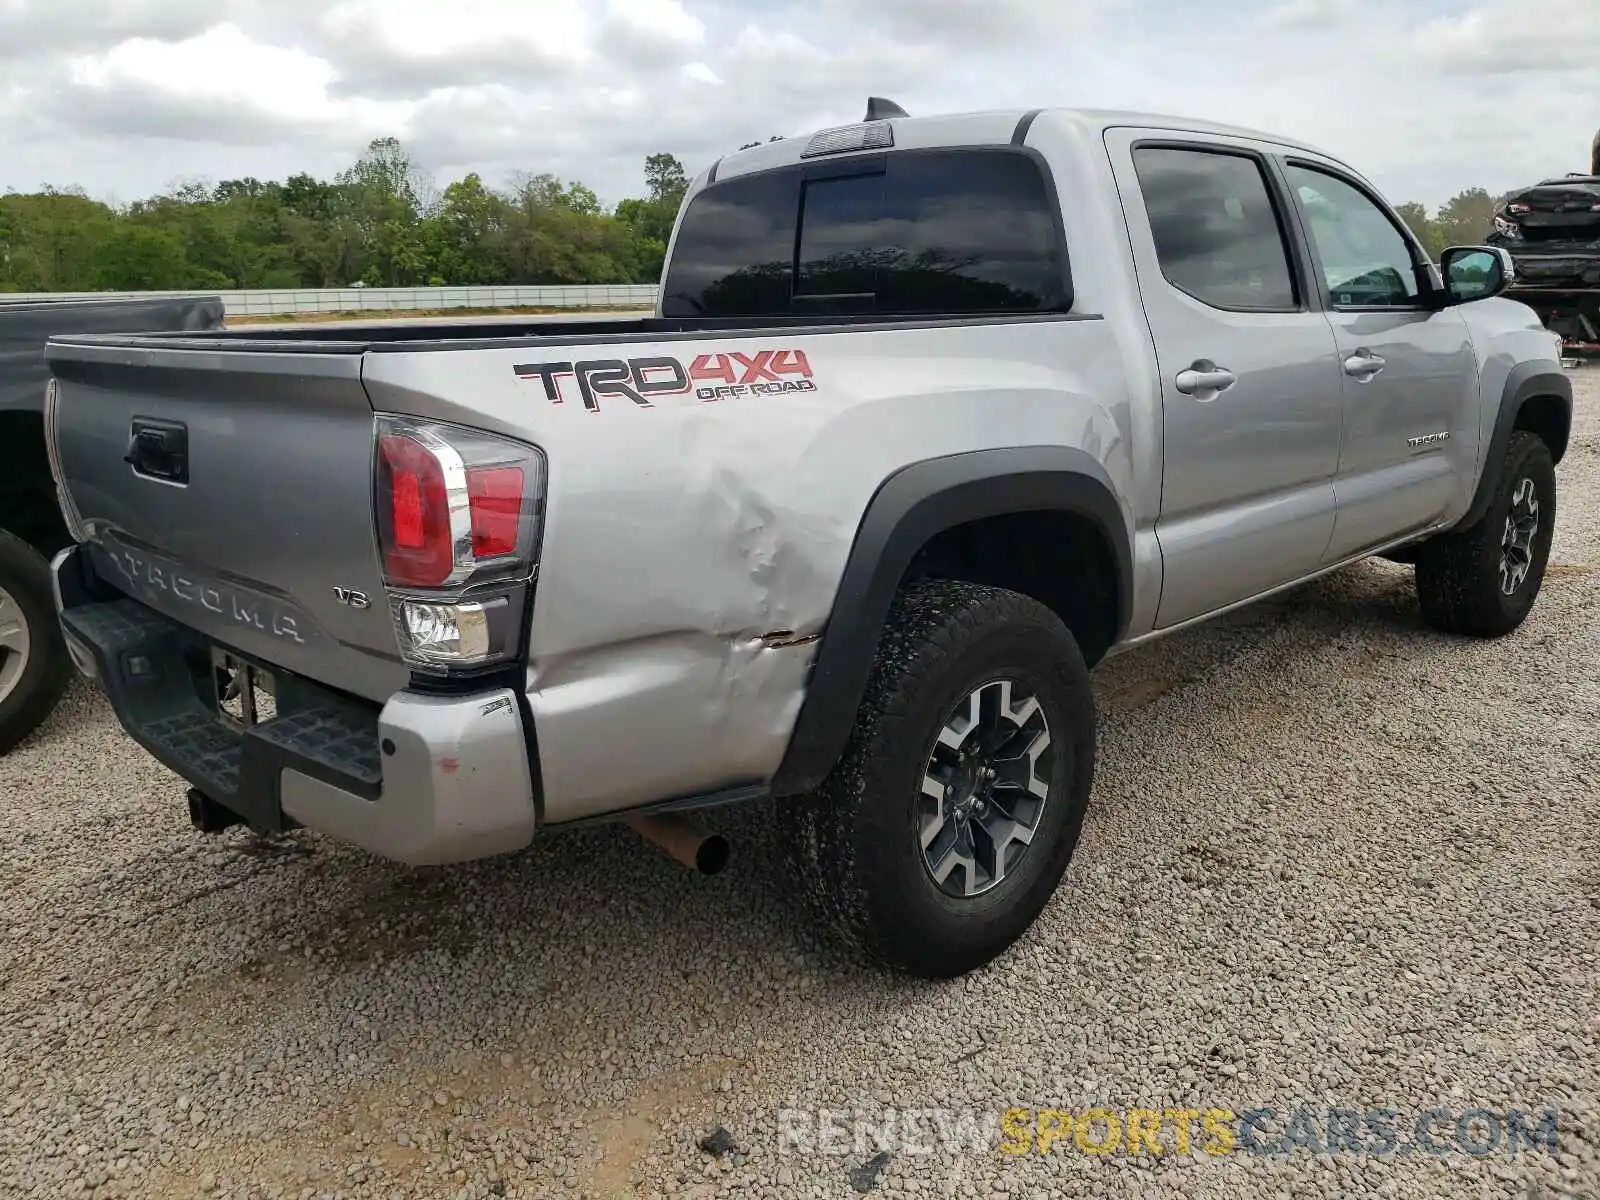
[{"left": 125, "top": 418, "right": 189, "bottom": 485}]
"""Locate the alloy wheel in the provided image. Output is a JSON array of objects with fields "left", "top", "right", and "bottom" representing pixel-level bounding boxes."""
[{"left": 918, "top": 678, "right": 1054, "bottom": 899}]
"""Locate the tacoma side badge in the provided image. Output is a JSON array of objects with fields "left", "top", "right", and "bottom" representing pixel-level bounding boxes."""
[{"left": 1406, "top": 431, "right": 1450, "bottom": 448}]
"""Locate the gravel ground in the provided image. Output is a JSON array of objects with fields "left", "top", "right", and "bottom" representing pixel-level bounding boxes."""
[{"left": 3, "top": 373, "right": 1598, "bottom": 1200}]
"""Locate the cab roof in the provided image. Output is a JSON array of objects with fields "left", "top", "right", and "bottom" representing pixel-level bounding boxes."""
[{"left": 707, "top": 103, "right": 1336, "bottom": 185}]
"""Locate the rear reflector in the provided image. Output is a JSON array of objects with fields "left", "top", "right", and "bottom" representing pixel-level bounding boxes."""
[
  {"left": 467, "top": 465, "right": 524, "bottom": 559},
  {"left": 393, "top": 472, "right": 425, "bottom": 548}
]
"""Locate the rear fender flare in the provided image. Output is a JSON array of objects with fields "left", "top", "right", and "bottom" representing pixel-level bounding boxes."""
[{"left": 770, "top": 446, "right": 1132, "bottom": 797}]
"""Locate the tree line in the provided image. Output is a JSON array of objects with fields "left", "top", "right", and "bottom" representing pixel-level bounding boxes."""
[
  {"left": 0, "top": 137, "right": 699, "bottom": 293},
  {"left": 0, "top": 133, "right": 1501, "bottom": 293},
  {"left": 1392, "top": 190, "right": 1499, "bottom": 261}
]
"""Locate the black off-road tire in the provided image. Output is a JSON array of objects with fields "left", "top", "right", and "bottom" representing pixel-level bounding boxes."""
[
  {"left": 0, "top": 529, "right": 71, "bottom": 756},
  {"left": 1415, "top": 431, "right": 1556, "bottom": 637},
  {"left": 1420, "top": 432, "right": 1555, "bottom": 640},
  {"left": 782, "top": 579, "right": 1097, "bottom": 979}
]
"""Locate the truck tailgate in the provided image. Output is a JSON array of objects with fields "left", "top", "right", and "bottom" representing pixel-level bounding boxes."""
[{"left": 45, "top": 341, "right": 408, "bottom": 704}]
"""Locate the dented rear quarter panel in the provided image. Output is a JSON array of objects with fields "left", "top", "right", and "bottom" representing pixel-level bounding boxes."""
[{"left": 360, "top": 313, "right": 1138, "bottom": 822}]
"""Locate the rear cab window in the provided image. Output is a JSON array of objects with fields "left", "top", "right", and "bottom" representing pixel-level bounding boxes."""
[{"left": 661, "top": 148, "right": 1069, "bottom": 318}]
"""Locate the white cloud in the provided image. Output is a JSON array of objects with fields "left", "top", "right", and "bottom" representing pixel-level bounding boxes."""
[
  {"left": 1411, "top": 0, "right": 1600, "bottom": 74},
  {"left": 1259, "top": 0, "right": 1357, "bottom": 30},
  {"left": 1, "top": 0, "right": 1598, "bottom": 210},
  {"left": 316, "top": 0, "right": 592, "bottom": 63},
  {"left": 68, "top": 24, "right": 330, "bottom": 117},
  {"left": 0, "top": 0, "right": 219, "bottom": 62},
  {"left": 56, "top": 22, "right": 410, "bottom": 149},
  {"left": 603, "top": 0, "right": 704, "bottom": 47}
]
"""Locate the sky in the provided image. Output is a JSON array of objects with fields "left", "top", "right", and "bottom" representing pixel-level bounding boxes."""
[{"left": 1, "top": 0, "right": 1596, "bottom": 213}]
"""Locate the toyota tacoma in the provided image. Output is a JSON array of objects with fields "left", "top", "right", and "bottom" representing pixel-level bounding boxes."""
[{"left": 43, "top": 104, "right": 1571, "bottom": 977}]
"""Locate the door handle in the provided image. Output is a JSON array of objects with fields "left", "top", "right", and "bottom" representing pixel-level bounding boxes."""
[
  {"left": 1343, "top": 349, "right": 1386, "bottom": 381},
  {"left": 125, "top": 417, "right": 189, "bottom": 484},
  {"left": 1174, "top": 361, "right": 1237, "bottom": 399}
]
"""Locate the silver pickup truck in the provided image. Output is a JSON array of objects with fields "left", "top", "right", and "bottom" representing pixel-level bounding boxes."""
[{"left": 44, "top": 104, "right": 1571, "bottom": 978}]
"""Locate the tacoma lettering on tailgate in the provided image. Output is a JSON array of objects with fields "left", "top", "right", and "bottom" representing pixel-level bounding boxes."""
[
  {"left": 94, "top": 540, "right": 315, "bottom": 646},
  {"left": 514, "top": 350, "right": 816, "bottom": 411}
]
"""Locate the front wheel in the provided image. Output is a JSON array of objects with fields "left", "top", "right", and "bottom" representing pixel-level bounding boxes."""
[
  {"left": 783, "top": 579, "right": 1097, "bottom": 978},
  {"left": 1415, "top": 431, "right": 1556, "bottom": 637},
  {"left": 0, "top": 530, "right": 72, "bottom": 755}
]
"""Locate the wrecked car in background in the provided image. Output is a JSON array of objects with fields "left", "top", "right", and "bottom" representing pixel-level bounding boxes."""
[{"left": 1486, "top": 129, "right": 1600, "bottom": 350}]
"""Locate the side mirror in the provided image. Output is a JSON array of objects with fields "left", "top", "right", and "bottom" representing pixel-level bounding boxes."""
[{"left": 1439, "top": 245, "right": 1514, "bottom": 306}]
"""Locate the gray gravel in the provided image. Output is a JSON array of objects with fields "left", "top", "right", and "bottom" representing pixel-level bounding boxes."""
[{"left": 3, "top": 373, "right": 1599, "bottom": 1200}]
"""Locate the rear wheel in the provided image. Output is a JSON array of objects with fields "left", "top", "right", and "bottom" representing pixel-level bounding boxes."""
[
  {"left": 0, "top": 530, "right": 71, "bottom": 755},
  {"left": 783, "top": 579, "right": 1096, "bottom": 978},
  {"left": 1415, "top": 431, "right": 1556, "bottom": 637}
]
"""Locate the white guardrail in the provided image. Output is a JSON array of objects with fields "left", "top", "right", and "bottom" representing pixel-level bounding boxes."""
[{"left": 2, "top": 284, "right": 662, "bottom": 318}]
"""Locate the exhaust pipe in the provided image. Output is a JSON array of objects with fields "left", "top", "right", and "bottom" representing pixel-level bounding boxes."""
[
  {"left": 186, "top": 787, "right": 244, "bottom": 834},
  {"left": 625, "top": 812, "right": 730, "bottom": 875}
]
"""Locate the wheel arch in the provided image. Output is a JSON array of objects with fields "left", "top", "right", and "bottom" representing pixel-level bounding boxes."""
[
  {"left": 1455, "top": 364, "right": 1572, "bottom": 532},
  {"left": 0, "top": 409, "right": 71, "bottom": 559},
  {"left": 770, "top": 447, "right": 1132, "bottom": 797}
]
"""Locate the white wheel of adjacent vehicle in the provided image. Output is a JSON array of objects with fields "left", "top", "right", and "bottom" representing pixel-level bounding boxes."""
[
  {"left": 0, "top": 530, "right": 71, "bottom": 755},
  {"left": 0, "top": 582, "right": 30, "bottom": 706}
]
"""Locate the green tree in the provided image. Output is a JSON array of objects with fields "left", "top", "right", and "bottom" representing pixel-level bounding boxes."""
[
  {"left": 1435, "top": 188, "right": 1497, "bottom": 248},
  {"left": 0, "top": 189, "right": 116, "bottom": 290},
  {"left": 90, "top": 225, "right": 192, "bottom": 289},
  {"left": 644, "top": 153, "right": 688, "bottom": 208},
  {"left": 1394, "top": 201, "right": 1449, "bottom": 260},
  {"left": 614, "top": 152, "right": 694, "bottom": 278},
  {"left": 425, "top": 173, "right": 510, "bottom": 285}
]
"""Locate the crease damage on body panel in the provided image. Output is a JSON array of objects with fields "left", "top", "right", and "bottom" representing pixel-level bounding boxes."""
[
  {"left": 526, "top": 443, "right": 831, "bottom": 761},
  {"left": 701, "top": 455, "right": 829, "bottom": 721}
]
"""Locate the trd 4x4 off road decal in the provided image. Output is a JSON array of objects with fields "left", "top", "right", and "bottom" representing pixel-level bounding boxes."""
[{"left": 514, "top": 350, "right": 816, "bottom": 411}]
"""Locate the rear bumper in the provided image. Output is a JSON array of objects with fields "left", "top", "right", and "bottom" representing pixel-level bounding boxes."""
[
  {"left": 51, "top": 545, "right": 538, "bottom": 866},
  {"left": 1491, "top": 243, "right": 1600, "bottom": 293}
]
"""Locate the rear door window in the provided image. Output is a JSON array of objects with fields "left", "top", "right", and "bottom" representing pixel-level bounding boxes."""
[
  {"left": 1131, "top": 145, "right": 1299, "bottom": 312},
  {"left": 662, "top": 149, "right": 1067, "bottom": 317}
]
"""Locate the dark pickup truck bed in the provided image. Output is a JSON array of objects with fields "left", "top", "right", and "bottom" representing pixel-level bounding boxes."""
[{"left": 0, "top": 294, "right": 224, "bottom": 753}]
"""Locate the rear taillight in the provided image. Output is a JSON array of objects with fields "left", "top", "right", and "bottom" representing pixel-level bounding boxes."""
[
  {"left": 1493, "top": 215, "right": 1523, "bottom": 240},
  {"left": 377, "top": 431, "right": 453, "bottom": 585},
  {"left": 467, "top": 466, "right": 524, "bottom": 557},
  {"left": 372, "top": 415, "right": 545, "bottom": 674}
]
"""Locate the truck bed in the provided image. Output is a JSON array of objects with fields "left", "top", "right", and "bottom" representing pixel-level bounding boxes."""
[
  {"left": 2, "top": 295, "right": 224, "bottom": 414},
  {"left": 44, "top": 304, "right": 1113, "bottom": 823},
  {"left": 48, "top": 309, "right": 1077, "bottom": 356}
]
